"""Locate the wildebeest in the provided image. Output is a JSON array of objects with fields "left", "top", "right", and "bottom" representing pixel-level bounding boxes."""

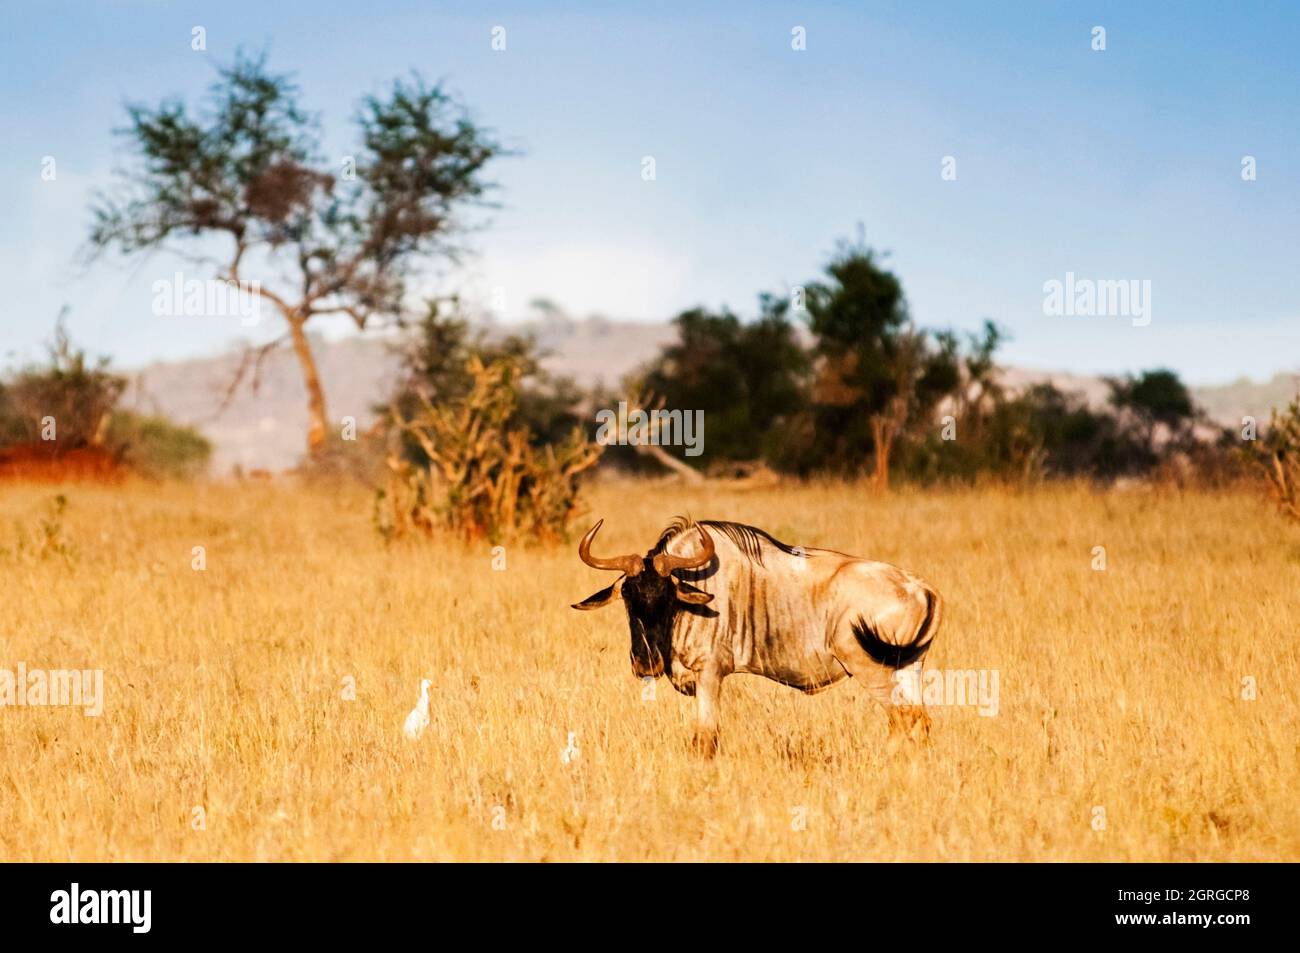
[{"left": 572, "top": 517, "right": 942, "bottom": 755}]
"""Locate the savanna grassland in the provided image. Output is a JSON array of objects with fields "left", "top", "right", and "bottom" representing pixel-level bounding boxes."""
[{"left": 0, "top": 478, "right": 1297, "bottom": 862}]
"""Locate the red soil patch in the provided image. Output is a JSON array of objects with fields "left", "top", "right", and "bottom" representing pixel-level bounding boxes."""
[{"left": 0, "top": 443, "right": 124, "bottom": 483}]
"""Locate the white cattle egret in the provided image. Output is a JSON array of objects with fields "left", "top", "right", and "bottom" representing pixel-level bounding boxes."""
[{"left": 403, "top": 678, "right": 432, "bottom": 740}]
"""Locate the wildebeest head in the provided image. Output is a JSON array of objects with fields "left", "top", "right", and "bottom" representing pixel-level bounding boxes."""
[{"left": 571, "top": 519, "right": 715, "bottom": 678}]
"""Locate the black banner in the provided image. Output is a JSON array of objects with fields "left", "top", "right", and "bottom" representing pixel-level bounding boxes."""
[{"left": 0, "top": 862, "right": 1285, "bottom": 941}]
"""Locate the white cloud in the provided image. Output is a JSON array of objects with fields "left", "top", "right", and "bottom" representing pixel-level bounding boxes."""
[{"left": 457, "top": 242, "right": 692, "bottom": 320}]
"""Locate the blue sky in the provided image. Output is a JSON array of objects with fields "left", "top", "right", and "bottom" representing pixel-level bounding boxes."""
[{"left": 2, "top": 0, "right": 1297, "bottom": 384}]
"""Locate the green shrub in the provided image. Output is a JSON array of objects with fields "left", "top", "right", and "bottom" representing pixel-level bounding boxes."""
[
  {"left": 1, "top": 322, "right": 125, "bottom": 447},
  {"left": 105, "top": 410, "right": 212, "bottom": 479},
  {"left": 1247, "top": 394, "right": 1300, "bottom": 523},
  {"left": 381, "top": 356, "right": 601, "bottom": 544}
]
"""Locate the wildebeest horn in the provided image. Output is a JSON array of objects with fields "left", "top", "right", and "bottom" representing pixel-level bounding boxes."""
[
  {"left": 653, "top": 524, "right": 715, "bottom": 576},
  {"left": 578, "top": 519, "right": 644, "bottom": 576}
]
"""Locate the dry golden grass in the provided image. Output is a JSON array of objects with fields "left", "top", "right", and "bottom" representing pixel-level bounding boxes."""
[{"left": 1, "top": 477, "right": 1297, "bottom": 861}]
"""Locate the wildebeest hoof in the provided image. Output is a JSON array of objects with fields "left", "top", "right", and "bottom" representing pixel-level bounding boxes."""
[
  {"left": 690, "top": 731, "right": 719, "bottom": 758},
  {"left": 888, "top": 705, "right": 932, "bottom": 743}
]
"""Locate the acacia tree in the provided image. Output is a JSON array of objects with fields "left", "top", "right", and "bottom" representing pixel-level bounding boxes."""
[
  {"left": 1107, "top": 368, "right": 1196, "bottom": 454},
  {"left": 639, "top": 302, "right": 810, "bottom": 468},
  {"left": 89, "top": 52, "right": 501, "bottom": 456},
  {"left": 803, "top": 238, "right": 961, "bottom": 488}
]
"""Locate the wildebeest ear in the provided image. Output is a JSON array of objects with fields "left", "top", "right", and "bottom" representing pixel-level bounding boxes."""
[
  {"left": 673, "top": 580, "right": 714, "bottom": 605},
  {"left": 571, "top": 579, "right": 623, "bottom": 610}
]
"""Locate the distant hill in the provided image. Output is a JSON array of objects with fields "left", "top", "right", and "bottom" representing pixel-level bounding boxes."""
[
  {"left": 120, "top": 334, "right": 400, "bottom": 474},
  {"left": 1192, "top": 371, "right": 1300, "bottom": 427},
  {"left": 997, "top": 366, "right": 1300, "bottom": 434},
  {"left": 121, "top": 317, "right": 676, "bottom": 473},
  {"left": 120, "top": 318, "right": 1298, "bottom": 474}
]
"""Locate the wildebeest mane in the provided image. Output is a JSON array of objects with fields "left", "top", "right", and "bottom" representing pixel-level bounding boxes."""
[{"left": 654, "top": 517, "right": 804, "bottom": 567}]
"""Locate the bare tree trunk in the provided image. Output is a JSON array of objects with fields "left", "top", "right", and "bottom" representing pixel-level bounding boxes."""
[
  {"left": 287, "top": 314, "right": 329, "bottom": 456},
  {"left": 636, "top": 442, "right": 706, "bottom": 483},
  {"left": 870, "top": 415, "right": 894, "bottom": 493},
  {"left": 870, "top": 394, "right": 912, "bottom": 493},
  {"left": 90, "top": 410, "right": 111, "bottom": 448},
  {"left": 620, "top": 390, "right": 706, "bottom": 483}
]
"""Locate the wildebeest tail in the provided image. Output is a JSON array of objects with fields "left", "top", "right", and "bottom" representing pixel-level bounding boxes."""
[{"left": 852, "top": 589, "right": 940, "bottom": 668}]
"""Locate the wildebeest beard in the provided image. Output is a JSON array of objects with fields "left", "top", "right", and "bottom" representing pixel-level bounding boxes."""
[{"left": 619, "top": 566, "right": 680, "bottom": 678}]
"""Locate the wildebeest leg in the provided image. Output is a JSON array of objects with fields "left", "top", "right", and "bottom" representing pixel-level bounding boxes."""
[
  {"left": 887, "top": 703, "right": 931, "bottom": 742},
  {"left": 832, "top": 639, "right": 931, "bottom": 743},
  {"left": 886, "top": 658, "right": 931, "bottom": 741},
  {"left": 691, "top": 663, "right": 724, "bottom": 758}
]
